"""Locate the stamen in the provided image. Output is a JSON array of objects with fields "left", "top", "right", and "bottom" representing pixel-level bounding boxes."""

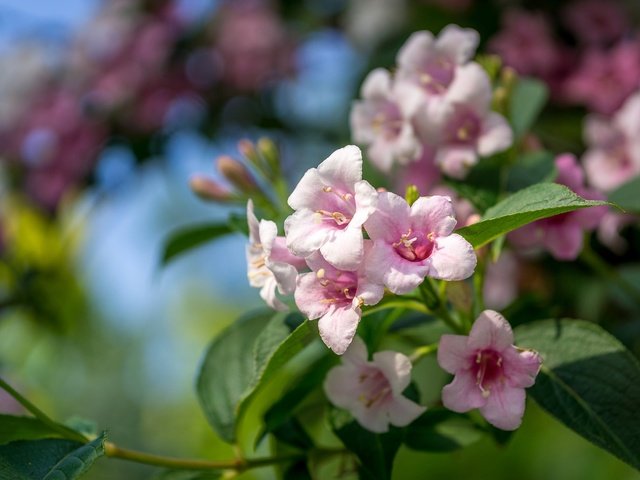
[{"left": 316, "top": 268, "right": 325, "bottom": 279}]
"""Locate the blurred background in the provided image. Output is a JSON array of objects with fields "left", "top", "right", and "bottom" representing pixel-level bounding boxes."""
[{"left": 0, "top": 0, "right": 639, "bottom": 478}]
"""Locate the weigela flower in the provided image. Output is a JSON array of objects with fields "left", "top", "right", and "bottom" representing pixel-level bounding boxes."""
[
  {"left": 294, "top": 251, "right": 383, "bottom": 354},
  {"left": 438, "top": 310, "right": 541, "bottom": 431},
  {"left": 396, "top": 25, "right": 479, "bottom": 98},
  {"left": 509, "top": 154, "right": 606, "bottom": 260},
  {"left": 324, "top": 337, "right": 426, "bottom": 432},
  {"left": 417, "top": 63, "right": 513, "bottom": 178},
  {"left": 350, "top": 68, "right": 423, "bottom": 171},
  {"left": 247, "top": 200, "right": 306, "bottom": 311},
  {"left": 285, "top": 145, "right": 378, "bottom": 270},
  {"left": 364, "top": 192, "right": 476, "bottom": 294}
]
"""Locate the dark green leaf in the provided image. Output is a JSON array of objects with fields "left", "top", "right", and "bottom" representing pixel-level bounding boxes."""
[
  {"left": 227, "top": 213, "right": 249, "bottom": 236},
  {"left": 515, "top": 319, "right": 640, "bottom": 471},
  {"left": 506, "top": 150, "right": 556, "bottom": 192},
  {"left": 154, "top": 471, "right": 221, "bottom": 480},
  {"left": 404, "top": 409, "right": 483, "bottom": 452},
  {"left": 0, "top": 415, "right": 63, "bottom": 446},
  {"left": 330, "top": 409, "right": 402, "bottom": 480},
  {"left": 161, "top": 223, "right": 234, "bottom": 265},
  {"left": 0, "top": 434, "right": 105, "bottom": 480},
  {"left": 609, "top": 176, "right": 640, "bottom": 213},
  {"left": 510, "top": 77, "right": 548, "bottom": 139},
  {"left": 457, "top": 183, "right": 610, "bottom": 248},
  {"left": 444, "top": 157, "right": 501, "bottom": 212}
]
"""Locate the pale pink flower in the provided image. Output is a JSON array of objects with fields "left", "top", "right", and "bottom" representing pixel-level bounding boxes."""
[
  {"left": 324, "top": 336, "right": 425, "bottom": 432},
  {"left": 583, "top": 91, "right": 640, "bottom": 192},
  {"left": 562, "top": 0, "right": 628, "bottom": 45},
  {"left": 417, "top": 63, "right": 512, "bottom": 178},
  {"left": 364, "top": 192, "right": 476, "bottom": 294},
  {"left": 483, "top": 251, "right": 519, "bottom": 310},
  {"left": 396, "top": 25, "right": 479, "bottom": 99},
  {"left": 285, "top": 145, "right": 378, "bottom": 270},
  {"left": 597, "top": 212, "right": 637, "bottom": 254},
  {"left": 350, "top": 69, "right": 423, "bottom": 171},
  {"left": 247, "top": 200, "right": 306, "bottom": 311},
  {"left": 509, "top": 154, "right": 606, "bottom": 260},
  {"left": 438, "top": 310, "right": 541, "bottom": 430},
  {"left": 294, "top": 251, "right": 383, "bottom": 354}
]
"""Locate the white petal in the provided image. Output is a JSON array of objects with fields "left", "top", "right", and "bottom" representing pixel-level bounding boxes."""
[
  {"left": 388, "top": 396, "right": 426, "bottom": 427},
  {"left": 444, "top": 62, "right": 492, "bottom": 113},
  {"left": 435, "top": 25, "right": 480, "bottom": 64},
  {"left": 287, "top": 168, "right": 325, "bottom": 211},
  {"left": 397, "top": 31, "right": 436, "bottom": 73},
  {"left": 362, "top": 68, "right": 392, "bottom": 99},
  {"left": 260, "top": 277, "right": 288, "bottom": 311},
  {"left": 372, "top": 351, "right": 412, "bottom": 394},
  {"left": 318, "top": 305, "right": 362, "bottom": 355},
  {"left": 317, "top": 145, "right": 363, "bottom": 191},
  {"left": 427, "top": 234, "right": 477, "bottom": 280},
  {"left": 285, "top": 209, "right": 334, "bottom": 258},
  {"left": 320, "top": 226, "right": 364, "bottom": 271}
]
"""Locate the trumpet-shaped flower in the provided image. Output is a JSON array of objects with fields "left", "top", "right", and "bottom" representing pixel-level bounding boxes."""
[
  {"left": 324, "top": 337, "right": 426, "bottom": 432},
  {"left": 285, "top": 145, "right": 378, "bottom": 270},
  {"left": 295, "top": 251, "right": 383, "bottom": 354},
  {"left": 438, "top": 310, "right": 541, "bottom": 430},
  {"left": 364, "top": 192, "right": 476, "bottom": 294},
  {"left": 350, "top": 68, "right": 423, "bottom": 171},
  {"left": 247, "top": 200, "right": 306, "bottom": 311}
]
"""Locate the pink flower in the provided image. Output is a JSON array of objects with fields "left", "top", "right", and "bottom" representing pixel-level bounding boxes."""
[
  {"left": 417, "top": 63, "right": 513, "bottom": 178},
  {"left": 583, "top": 91, "right": 640, "bottom": 192},
  {"left": 247, "top": 200, "right": 306, "bottom": 311},
  {"left": 562, "top": 0, "right": 628, "bottom": 45},
  {"left": 597, "top": 212, "right": 637, "bottom": 254},
  {"left": 396, "top": 25, "right": 479, "bottom": 99},
  {"left": 324, "top": 336, "right": 425, "bottom": 432},
  {"left": 438, "top": 310, "right": 541, "bottom": 430},
  {"left": 483, "top": 251, "right": 520, "bottom": 310},
  {"left": 350, "top": 69, "right": 423, "bottom": 171},
  {"left": 294, "top": 251, "right": 383, "bottom": 354},
  {"left": 285, "top": 145, "right": 378, "bottom": 270},
  {"left": 509, "top": 154, "right": 606, "bottom": 260},
  {"left": 364, "top": 192, "right": 476, "bottom": 294}
]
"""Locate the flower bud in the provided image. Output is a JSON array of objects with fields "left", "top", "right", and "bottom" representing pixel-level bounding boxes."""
[
  {"left": 189, "top": 175, "right": 233, "bottom": 201},
  {"left": 404, "top": 184, "right": 420, "bottom": 206},
  {"left": 237, "top": 139, "right": 259, "bottom": 165},
  {"left": 257, "top": 137, "right": 280, "bottom": 174},
  {"left": 217, "top": 155, "right": 257, "bottom": 193}
]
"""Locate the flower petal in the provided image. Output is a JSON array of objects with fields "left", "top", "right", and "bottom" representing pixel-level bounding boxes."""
[
  {"left": 503, "top": 348, "right": 542, "bottom": 389},
  {"left": 294, "top": 272, "right": 329, "bottom": 320},
  {"left": 317, "top": 145, "right": 363, "bottom": 192},
  {"left": 441, "top": 369, "right": 487, "bottom": 412},
  {"left": 468, "top": 310, "right": 514, "bottom": 351},
  {"left": 435, "top": 25, "right": 479, "bottom": 64},
  {"left": 365, "top": 241, "right": 428, "bottom": 294},
  {"left": 318, "top": 305, "right": 361, "bottom": 355},
  {"left": 427, "top": 234, "right": 476, "bottom": 281},
  {"left": 444, "top": 62, "right": 492, "bottom": 113},
  {"left": 320, "top": 226, "right": 364, "bottom": 271},
  {"left": 287, "top": 168, "right": 325, "bottom": 211},
  {"left": 362, "top": 68, "right": 392, "bottom": 100},
  {"left": 437, "top": 334, "right": 471, "bottom": 374},
  {"left": 246, "top": 199, "right": 260, "bottom": 243},
  {"left": 260, "top": 276, "right": 288, "bottom": 311},
  {"left": 285, "top": 209, "right": 334, "bottom": 258},
  {"left": 364, "top": 191, "right": 410, "bottom": 243},
  {"left": 372, "top": 351, "right": 412, "bottom": 395},
  {"left": 479, "top": 385, "right": 526, "bottom": 431},
  {"left": 324, "top": 363, "right": 361, "bottom": 408},
  {"left": 342, "top": 335, "right": 369, "bottom": 365},
  {"left": 410, "top": 195, "right": 457, "bottom": 236},
  {"left": 435, "top": 146, "right": 478, "bottom": 179},
  {"left": 477, "top": 112, "right": 513, "bottom": 157},
  {"left": 351, "top": 180, "right": 379, "bottom": 228},
  {"left": 397, "top": 31, "right": 436, "bottom": 73},
  {"left": 388, "top": 396, "right": 427, "bottom": 427}
]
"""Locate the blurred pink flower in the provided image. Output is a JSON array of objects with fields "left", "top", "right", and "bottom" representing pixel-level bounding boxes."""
[
  {"left": 438, "top": 310, "right": 541, "bottom": 430},
  {"left": 324, "top": 336, "right": 425, "bottom": 431},
  {"left": 597, "top": 212, "right": 637, "bottom": 254},
  {"left": 563, "top": 0, "right": 628, "bottom": 45},
  {"left": 483, "top": 251, "right": 519, "bottom": 310}
]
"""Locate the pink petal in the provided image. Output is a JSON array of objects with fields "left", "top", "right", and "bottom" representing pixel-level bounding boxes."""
[
  {"left": 410, "top": 195, "right": 457, "bottom": 237},
  {"left": 294, "top": 272, "right": 330, "bottom": 320},
  {"left": 435, "top": 24, "right": 479, "bottom": 64},
  {"left": 342, "top": 336, "right": 369, "bottom": 365},
  {"left": 260, "top": 277, "right": 288, "bottom": 311},
  {"left": 615, "top": 92, "right": 640, "bottom": 139},
  {"left": 437, "top": 334, "right": 471, "bottom": 374},
  {"left": 479, "top": 385, "right": 526, "bottom": 431},
  {"left": 287, "top": 168, "right": 325, "bottom": 210},
  {"left": 503, "top": 348, "right": 542, "bottom": 389},
  {"left": 435, "top": 146, "right": 478, "bottom": 179},
  {"left": 441, "top": 369, "right": 487, "bottom": 412},
  {"left": 394, "top": 81, "right": 428, "bottom": 118},
  {"left": 362, "top": 68, "right": 392, "bottom": 100},
  {"left": 444, "top": 63, "right": 492, "bottom": 113},
  {"left": 350, "top": 101, "right": 377, "bottom": 144},
  {"left": 392, "top": 122, "right": 422, "bottom": 165},
  {"left": 365, "top": 241, "right": 428, "bottom": 294},
  {"left": 318, "top": 305, "right": 362, "bottom": 355},
  {"left": 258, "top": 220, "right": 278, "bottom": 256},
  {"left": 397, "top": 31, "right": 436, "bottom": 73},
  {"left": 544, "top": 223, "right": 584, "bottom": 261},
  {"left": 388, "top": 396, "right": 427, "bottom": 427},
  {"left": 246, "top": 199, "right": 260, "bottom": 243},
  {"left": 372, "top": 351, "right": 412, "bottom": 395},
  {"left": 364, "top": 191, "right": 410, "bottom": 243},
  {"left": 319, "top": 226, "right": 364, "bottom": 271},
  {"left": 351, "top": 180, "right": 379, "bottom": 228},
  {"left": 368, "top": 139, "right": 396, "bottom": 172},
  {"left": 356, "top": 402, "right": 391, "bottom": 433},
  {"left": 354, "top": 278, "right": 384, "bottom": 307},
  {"left": 324, "top": 363, "right": 362, "bottom": 408},
  {"left": 427, "top": 234, "right": 477, "bottom": 281},
  {"left": 285, "top": 209, "right": 334, "bottom": 258},
  {"left": 477, "top": 112, "right": 513, "bottom": 157},
  {"left": 468, "top": 310, "right": 514, "bottom": 351},
  {"left": 266, "top": 258, "right": 299, "bottom": 295},
  {"left": 270, "top": 237, "right": 307, "bottom": 269},
  {"left": 317, "top": 145, "right": 363, "bottom": 192}
]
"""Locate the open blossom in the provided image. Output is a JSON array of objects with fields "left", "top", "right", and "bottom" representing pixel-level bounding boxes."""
[
  {"left": 247, "top": 200, "right": 306, "bottom": 311},
  {"left": 350, "top": 68, "right": 423, "bottom": 171},
  {"left": 324, "top": 337, "right": 425, "bottom": 432},
  {"left": 509, "top": 154, "right": 606, "bottom": 260},
  {"left": 295, "top": 251, "right": 383, "bottom": 354},
  {"left": 438, "top": 310, "right": 541, "bottom": 430},
  {"left": 396, "top": 25, "right": 479, "bottom": 99},
  {"left": 562, "top": 0, "right": 628, "bottom": 45},
  {"left": 364, "top": 192, "right": 476, "bottom": 294},
  {"left": 285, "top": 145, "right": 378, "bottom": 270},
  {"left": 418, "top": 63, "right": 513, "bottom": 178},
  {"left": 583, "top": 91, "right": 640, "bottom": 192}
]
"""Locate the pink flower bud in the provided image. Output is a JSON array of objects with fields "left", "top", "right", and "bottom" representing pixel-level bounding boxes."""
[{"left": 189, "top": 175, "right": 233, "bottom": 202}]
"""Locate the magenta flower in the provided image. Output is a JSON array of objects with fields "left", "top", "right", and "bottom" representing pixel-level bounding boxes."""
[
  {"left": 247, "top": 200, "right": 306, "bottom": 311},
  {"left": 350, "top": 68, "right": 423, "bottom": 171},
  {"left": 364, "top": 192, "right": 476, "bottom": 294},
  {"left": 295, "top": 251, "right": 383, "bottom": 354},
  {"left": 396, "top": 25, "right": 479, "bottom": 98},
  {"left": 285, "top": 145, "right": 378, "bottom": 271},
  {"left": 438, "top": 310, "right": 541, "bottom": 431},
  {"left": 562, "top": 0, "right": 628, "bottom": 45},
  {"left": 509, "top": 154, "right": 606, "bottom": 260},
  {"left": 417, "top": 63, "right": 513, "bottom": 178},
  {"left": 324, "top": 337, "right": 426, "bottom": 432}
]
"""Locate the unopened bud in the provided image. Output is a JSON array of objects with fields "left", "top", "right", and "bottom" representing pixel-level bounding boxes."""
[
  {"left": 217, "top": 155, "right": 257, "bottom": 193},
  {"left": 257, "top": 137, "right": 280, "bottom": 174},
  {"left": 492, "top": 86, "right": 508, "bottom": 115},
  {"left": 405, "top": 184, "right": 420, "bottom": 206},
  {"left": 476, "top": 54, "right": 502, "bottom": 81},
  {"left": 238, "top": 139, "right": 259, "bottom": 164},
  {"left": 500, "top": 66, "right": 518, "bottom": 91},
  {"left": 189, "top": 175, "right": 232, "bottom": 201}
]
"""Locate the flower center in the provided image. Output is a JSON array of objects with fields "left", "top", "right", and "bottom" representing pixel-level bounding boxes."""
[
  {"left": 316, "top": 269, "right": 360, "bottom": 306},
  {"left": 472, "top": 350, "right": 503, "bottom": 398},
  {"left": 393, "top": 229, "right": 435, "bottom": 262},
  {"left": 371, "top": 101, "right": 403, "bottom": 139},
  {"left": 316, "top": 186, "right": 355, "bottom": 227},
  {"left": 446, "top": 107, "right": 481, "bottom": 145},
  {"left": 358, "top": 369, "right": 392, "bottom": 408},
  {"left": 418, "top": 57, "right": 455, "bottom": 94}
]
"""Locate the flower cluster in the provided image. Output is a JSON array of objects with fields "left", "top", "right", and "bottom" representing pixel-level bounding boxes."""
[{"left": 350, "top": 25, "right": 513, "bottom": 179}]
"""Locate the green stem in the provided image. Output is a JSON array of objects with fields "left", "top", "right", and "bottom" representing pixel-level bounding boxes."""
[
  {"left": 580, "top": 242, "right": 640, "bottom": 306},
  {"left": 419, "top": 280, "right": 464, "bottom": 333},
  {"left": 362, "top": 299, "right": 429, "bottom": 317},
  {"left": 0, "top": 377, "right": 87, "bottom": 443},
  {"left": 409, "top": 343, "right": 438, "bottom": 364}
]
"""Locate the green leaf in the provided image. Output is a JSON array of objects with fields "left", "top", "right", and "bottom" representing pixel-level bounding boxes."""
[
  {"left": 506, "top": 150, "right": 556, "bottom": 192},
  {"left": 161, "top": 223, "right": 234, "bottom": 265},
  {"left": 444, "top": 157, "right": 501, "bottom": 212},
  {"left": 0, "top": 434, "right": 105, "bottom": 480},
  {"left": 609, "top": 175, "right": 640, "bottom": 213},
  {"left": 154, "top": 471, "right": 221, "bottom": 480},
  {"left": 403, "top": 409, "right": 484, "bottom": 452},
  {"left": 515, "top": 319, "right": 640, "bottom": 471},
  {"left": 457, "top": 183, "right": 610, "bottom": 248},
  {"left": 197, "top": 310, "right": 318, "bottom": 443},
  {"left": 510, "top": 77, "right": 548, "bottom": 139},
  {"left": 0, "top": 415, "right": 64, "bottom": 446},
  {"left": 330, "top": 409, "right": 402, "bottom": 480}
]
